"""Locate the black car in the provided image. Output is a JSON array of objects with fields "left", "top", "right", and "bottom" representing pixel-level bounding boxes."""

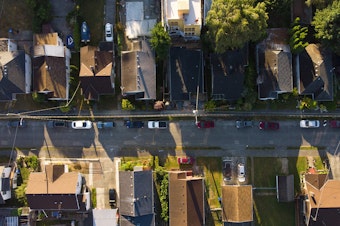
[
  {"left": 109, "top": 188, "right": 116, "bottom": 207},
  {"left": 7, "top": 120, "right": 27, "bottom": 128},
  {"left": 223, "top": 161, "right": 232, "bottom": 181},
  {"left": 47, "top": 120, "right": 68, "bottom": 128},
  {"left": 125, "top": 120, "right": 144, "bottom": 128}
]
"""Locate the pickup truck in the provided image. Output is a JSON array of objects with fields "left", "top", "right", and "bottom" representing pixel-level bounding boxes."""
[
  {"left": 148, "top": 121, "right": 167, "bottom": 129},
  {"left": 97, "top": 121, "right": 115, "bottom": 129}
]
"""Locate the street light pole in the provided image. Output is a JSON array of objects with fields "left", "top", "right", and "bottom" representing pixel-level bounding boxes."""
[{"left": 193, "top": 85, "right": 199, "bottom": 124}]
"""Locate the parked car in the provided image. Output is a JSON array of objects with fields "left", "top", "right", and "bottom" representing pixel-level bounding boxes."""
[
  {"left": 71, "top": 120, "right": 92, "bottom": 129},
  {"left": 177, "top": 157, "right": 194, "bottom": 164},
  {"left": 238, "top": 163, "right": 245, "bottom": 182},
  {"left": 81, "top": 21, "right": 90, "bottom": 43},
  {"left": 235, "top": 120, "right": 253, "bottom": 129},
  {"left": 97, "top": 121, "right": 115, "bottom": 129},
  {"left": 47, "top": 120, "right": 68, "bottom": 128},
  {"left": 7, "top": 119, "right": 26, "bottom": 128},
  {"left": 300, "top": 120, "right": 320, "bottom": 128},
  {"left": 330, "top": 120, "right": 340, "bottom": 128},
  {"left": 196, "top": 120, "right": 214, "bottom": 128},
  {"left": 125, "top": 120, "right": 144, "bottom": 128},
  {"left": 105, "top": 23, "right": 113, "bottom": 42},
  {"left": 223, "top": 161, "right": 232, "bottom": 182},
  {"left": 148, "top": 121, "right": 167, "bottom": 129},
  {"left": 259, "top": 121, "right": 280, "bottom": 130},
  {"left": 109, "top": 188, "right": 116, "bottom": 207}
]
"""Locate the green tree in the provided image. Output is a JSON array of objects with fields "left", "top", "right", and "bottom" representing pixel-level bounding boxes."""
[
  {"left": 205, "top": 0, "right": 268, "bottom": 53},
  {"left": 15, "top": 183, "right": 28, "bottom": 206},
  {"left": 312, "top": 1, "right": 340, "bottom": 55},
  {"left": 150, "top": 22, "right": 171, "bottom": 61},
  {"left": 289, "top": 17, "right": 309, "bottom": 54},
  {"left": 159, "top": 173, "right": 169, "bottom": 222}
]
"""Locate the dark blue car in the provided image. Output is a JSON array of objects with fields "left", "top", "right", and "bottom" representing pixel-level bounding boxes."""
[
  {"left": 81, "top": 21, "right": 90, "bottom": 43},
  {"left": 125, "top": 120, "right": 144, "bottom": 128}
]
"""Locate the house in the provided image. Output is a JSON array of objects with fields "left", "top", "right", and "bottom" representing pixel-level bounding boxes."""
[
  {"left": 303, "top": 174, "right": 340, "bottom": 225},
  {"left": 163, "top": 0, "right": 202, "bottom": 39},
  {"left": 119, "top": 169, "right": 155, "bottom": 226},
  {"left": 25, "top": 164, "right": 90, "bottom": 212},
  {"left": 32, "top": 32, "right": 71, "bottom": 100},
  {"left": 79, "top": 45, "right": 115, "bottom": 101},
  {"left": 121, "top": 39, "right": 156, "bottom": 100},
  {"left": 210, "top": 47, "right": 248, "bottom": 101},
  {"left": 256, "top": 28, "right": 293, "bottom": 100},
  {"left": 0, "top": 166, "right": 13, "bottom": 204},
  {"left": 168, "top": 46, "right": 204, "bottom": 107},
  {"left": 221, "top": 185, "right": 253, "bottom": 224},
  {"left": 168, "top": 171, "right": 205, "bottom": 226},
  {"left": 124, "top": 0, "right": 158, "bottom": 39},
  {"left": 276, "top": 175, "right": 294, "bottom": 202},
  {"left": 0, "top": 38, "right": 31, "bottom": 101},
  {"left": 297, "top": 44, "right": 333, "bottom": 101}
]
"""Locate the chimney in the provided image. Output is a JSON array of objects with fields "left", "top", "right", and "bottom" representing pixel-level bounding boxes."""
[{"left": 90, "top": 66, "right": 95, "bottom": 76}]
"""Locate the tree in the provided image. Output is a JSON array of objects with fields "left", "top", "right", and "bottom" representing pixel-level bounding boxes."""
[
  {"left": 305, "top": 0, "right": 333, "bottom": 9},
  {"left": 312, "top": 1, "right": 340, "bottom": 55},
  {"left": 150, "top": 23, "right": 171, "bottom": 61},
  {"left": 289, "top": 17, "right": 309, "bottom": 54},
  {"left": 205, "top": 0, "right": 268, "bottom": 53}
]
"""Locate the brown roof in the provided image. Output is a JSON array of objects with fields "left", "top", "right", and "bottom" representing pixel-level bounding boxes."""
[
  {"left": 79, "top": 46, "right": 114, "bottom": 100},
  {"left": 33, "top": 33, "right": 59, "bottom": 46},
  {"left": 26, "top": 165, "right": 80, "bottom": 194},
  {"left": 222, "top": 185, "right": 253, "bottom": 223},
  {"left": 169, "top": 171, "right": 204, "bottom": 226},
  {"left": 305, "top": 175, "right": 340, "bottom": 209},
  {"left": 33, "top": 55, "right": 67, "bottom": 99}
]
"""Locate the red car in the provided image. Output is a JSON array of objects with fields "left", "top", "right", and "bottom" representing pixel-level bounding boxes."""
[
  {"left": 178, "top": 157, "right": 194, "bottom": 164},
  {"left": 330, "top": 120, "right": 340, "bottom": 128},
  {"left": 259, "top": 121, "right": 279, "bottom": 130},
  {"left": 196, "top": 120, "right": 215, "bottom": 128}
]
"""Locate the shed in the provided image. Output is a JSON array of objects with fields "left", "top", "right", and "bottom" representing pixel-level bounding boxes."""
[{"left": 276, "top": 175, "right": 294, "bottom": 202}]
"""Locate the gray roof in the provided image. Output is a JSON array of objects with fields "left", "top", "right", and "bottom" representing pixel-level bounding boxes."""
[
  {"left": 92, "top": 209, "right": 117, "bottom": 226},
  {"left": 121, "top": 40, "right": 156, "bottom": 100},
  {"left": 298, "top": 44, "right": 333, "bottom": 101},
  {"left": 119, "top": 170, "right": 154, "bottom": 217},
  {"left": 169, "top": 47, "right": 203, "bottom": 101},
  {"left": 257, "top": 49, "right": 293, "bottom": 100},
  {"left": 0, "top": 50, "right": 27, "bottom": 101},
  {"left": 210, "top": 49, "right": 247, "bottom": 101},
  {"left": 276, "top": 175, "right": 294, "bottom": 202}
]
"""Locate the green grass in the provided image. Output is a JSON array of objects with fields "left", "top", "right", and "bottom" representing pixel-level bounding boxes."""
[
  {"left": 288, "top": 157, "right": 308, "bottom": 194},
  {"left": 253, "top": 158, "right": 282, "bottom": 187},
  {"left": 79, "top": 0, "right": 105, "bottom": 45},
  {"left": 254, "top": 195, "right": 295, "bottom": 226}
]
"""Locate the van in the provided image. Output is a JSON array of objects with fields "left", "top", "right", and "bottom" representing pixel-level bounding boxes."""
[{"left": 238, "top": 163, "right": 245, "bottom": 182}]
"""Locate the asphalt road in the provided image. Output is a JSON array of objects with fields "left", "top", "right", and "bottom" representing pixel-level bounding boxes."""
[{"left": 1, "top": 119, "right": 339, "bottom": 156}]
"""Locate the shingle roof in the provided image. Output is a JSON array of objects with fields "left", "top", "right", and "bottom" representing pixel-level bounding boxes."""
[
  {"left": 79, "top": 46, "right": 114, "bottom": 100},
  {"left": 222, "top": 185, "right": 253, "bottom": 223},
  {"left": 26, "top": 165, "right": 79, "bottom": 194},
  {"left": 169, "top": 47, "right": 203, "bottom": 101},
  {"left": 210, "top": 49, "right": 247, "bottom": 101},
  {"left": 121, "top": 39, "right": 156, "bottom": 100},
  {"left": 0, "top": 50, "right": 27, "bottom": 101},
  {"left": 299, "top": 44, "right": 333, "bottom": 101},
  {"left": 169, "top": 171, "right": 204, "bottom": 226}
]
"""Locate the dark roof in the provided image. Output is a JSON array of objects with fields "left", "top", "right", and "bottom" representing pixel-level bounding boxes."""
[
  {"left": 79, "top": 46, "right": 114, "bottom": 100},
  {"left": 309, "top": 208, "right": 340, "bottom": 226},
  {"left": 120, "top": 214, "right": 155, "bottom": 226},
  {"left": 169, "top": 171, "right": 204, "bottom": 226},
  {"left": 0, "top": 50, "right": 27, "bottom": 101},
  {"left": 255, "top": 29, "right": 293, "bottom": 100},
  {"left": 121, "top": 40, "right": 156, "bottom": 100},
  {"left": 210, "top": 48, "right": 247, "bottom": 101},
  {"left": 169, "top": 47, "right": 203, "bottom": 101},
  {"left": 26, "top": 194, "right": 86, "bottom": 211},
  {"left": 299, "top": 44, "right": 333, "bottom": 101},
  {"left": 1, "top": 178, "right": 10, "bottom": 192},
  {"left": 276, "top": 175, "right": 294, "bottom": 202},
  {"left": 119, "top": 170, "right": 154, "bottom": 217}
]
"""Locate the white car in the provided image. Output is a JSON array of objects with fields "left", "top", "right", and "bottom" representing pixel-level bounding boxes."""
[
  {"left": 105, "top": 23, "right": 113, "bottom": 42},
  {"left": 72, "top": 120, "right": 92, "bottom": 129},
  {"left": 147, "top": 121, "right": 167, "bottom": 129},
  {"left": 238, "top": 163, "right": 245, "bottom": 182},
  {"left": 300, "top": 120, "right": 320, "bottom": 128}
]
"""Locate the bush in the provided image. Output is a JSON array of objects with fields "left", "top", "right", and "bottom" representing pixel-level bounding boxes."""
[
  {"left": 91, "top": 188, "right": 97, "bottom": 208},
  {"left": 121, "top": 99, "right": 135, "bottom": 110}
]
